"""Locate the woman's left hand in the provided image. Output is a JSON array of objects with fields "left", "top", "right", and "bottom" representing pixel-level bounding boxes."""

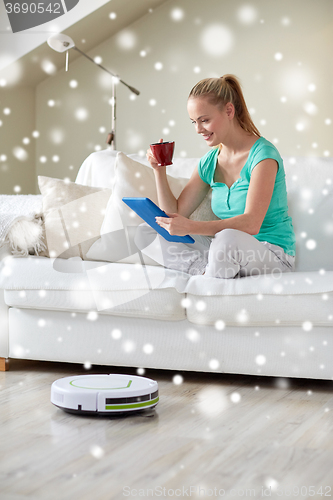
[{"left": 155, "top": 213, "right": 193, "bottom": 236}]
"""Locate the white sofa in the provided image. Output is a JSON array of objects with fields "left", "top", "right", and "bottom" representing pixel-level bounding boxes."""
[{"left": 1, "top": 149, "right": 332, "bottom": 379}]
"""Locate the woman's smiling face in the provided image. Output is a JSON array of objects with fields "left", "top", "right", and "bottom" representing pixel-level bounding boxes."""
[{"left": 187, "top": 96, "right": 233, "bottom": 146}]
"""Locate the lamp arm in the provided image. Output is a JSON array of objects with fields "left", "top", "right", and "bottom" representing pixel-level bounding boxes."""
[{"left": 72, "top": 47, "right": 140, "bottom": 95}]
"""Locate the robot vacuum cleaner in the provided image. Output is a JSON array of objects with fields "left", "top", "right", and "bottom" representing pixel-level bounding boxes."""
[{"left": 51, "top": 374, "right": 159, "bottom": 415}]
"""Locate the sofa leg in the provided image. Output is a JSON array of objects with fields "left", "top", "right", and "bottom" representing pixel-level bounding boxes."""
[{"left": 0, "top": 357, "right": 9, "bottom": 371}]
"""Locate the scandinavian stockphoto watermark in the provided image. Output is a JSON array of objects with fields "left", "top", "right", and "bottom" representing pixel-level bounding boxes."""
[
  {"left": 166, "top": 242, "right": 288, "bottom": 278},
  {"left": 122, "top": 485, "right": 332, "bottom": 497},
  {"left": 3, "top": 0, "right": 80, "bottom": 33}
]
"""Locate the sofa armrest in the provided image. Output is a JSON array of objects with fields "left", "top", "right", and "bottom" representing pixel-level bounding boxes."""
[
  {"left": 0, "top": 289, "right": 9, "bottom": 358},
  {"left": 0, "top": 245, "right": 10, "bottom": 358}
]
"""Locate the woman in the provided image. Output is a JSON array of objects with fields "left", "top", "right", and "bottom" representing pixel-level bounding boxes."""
[{"left": 135, "top": 75, "right": 296, "bottom": 279}]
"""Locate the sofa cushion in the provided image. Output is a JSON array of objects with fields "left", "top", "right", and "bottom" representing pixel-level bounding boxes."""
[
  {"left": 1, "top": 256, "right": 188, "bottom": 321},
  {"left": 185, "top": 271, "right": 333, "bottom": 327},
  {"left": 284, "top": 156, "right": 333, "bottom": 272},
  {"left": 4, "top": 288, "right": 185, "bottom": 321},
  {"left": 38, "top": 176, "right": 111, "bottom": 259}
]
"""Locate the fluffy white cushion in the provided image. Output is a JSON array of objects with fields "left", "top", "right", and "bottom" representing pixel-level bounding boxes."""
[
  {"left": 7, "top": 217, "right": 45, "bottom": 256},
  {"left": 86, "top": 152, "right": 217, "bottom": 264},
  {"left": 0, "top": 193, "right": 44, "bottom": 257},
  {"left": 38, "top": 176, "right": 111, "bottom": 259}
]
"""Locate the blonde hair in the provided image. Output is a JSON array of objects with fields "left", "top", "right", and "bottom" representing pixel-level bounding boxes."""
[{"left": 188, "top": 74, "right": 260, "bottom": 138}]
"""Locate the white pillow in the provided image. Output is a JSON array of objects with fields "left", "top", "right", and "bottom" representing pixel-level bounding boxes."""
[
  {"left": 163, "top": 157, "right": 201, "bottom": 179},
  {"left": 75, "top": 148, "right": 151, "bottom": 188},
  {"left": 7, "top": 217, "right": 45, "bottom": 256},
  {"left": 75, "top": 149, "right": 118, "bottom": 188},
  {"left": 86, "top": 152, "right": 217, "bottom": 264}
]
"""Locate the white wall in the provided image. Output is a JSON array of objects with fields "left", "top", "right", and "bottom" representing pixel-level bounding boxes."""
[
  {"left": 3, "top": 0, "right": 333, "bottom": 192},
  {"left": 0, "top": 0, "right": 168, "bottom": 194},
  {"left": 0, "top": 87, "right": 36, "bottom": 194}
]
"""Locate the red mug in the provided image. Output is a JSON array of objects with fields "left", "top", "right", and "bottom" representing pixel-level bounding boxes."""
[{"left": 150, "top": 141, "right": 175, "bottom": 166}]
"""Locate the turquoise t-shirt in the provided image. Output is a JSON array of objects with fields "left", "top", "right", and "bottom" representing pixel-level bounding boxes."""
[{"left": 197, "top": 137, "right": 296, "bottom": 256}]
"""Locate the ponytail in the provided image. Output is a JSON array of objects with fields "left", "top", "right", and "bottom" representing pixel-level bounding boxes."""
[{"left": 188, "top": 74, "right": 260, "bottom": 138}]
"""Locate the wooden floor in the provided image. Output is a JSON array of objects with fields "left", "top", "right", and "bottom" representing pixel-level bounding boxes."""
[{"left": 1, "top": 360, "right": 333, "bottom": 500}]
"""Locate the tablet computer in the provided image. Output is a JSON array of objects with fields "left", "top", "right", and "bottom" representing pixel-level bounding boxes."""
[{"left": 122, "top": 197, "right": 195, "bottom": 244}]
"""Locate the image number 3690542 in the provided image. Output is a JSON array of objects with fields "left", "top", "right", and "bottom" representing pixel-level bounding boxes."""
[{"left": 4, "top": 0, "right": 81, "bottom": 33}]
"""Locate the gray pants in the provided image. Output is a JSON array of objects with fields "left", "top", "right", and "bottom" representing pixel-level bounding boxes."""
[{"left": 134, "top": 224, "right": 295, "bottom": 279}]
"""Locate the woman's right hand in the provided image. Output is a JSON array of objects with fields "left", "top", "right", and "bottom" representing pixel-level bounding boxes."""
[{"left": 146, "top": 138, "right": 164, "bottom": 170}]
